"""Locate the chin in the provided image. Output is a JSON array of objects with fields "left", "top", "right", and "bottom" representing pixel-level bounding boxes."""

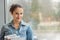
[{"left": 17, "top": 20, "right": 21, "bottom": 22}]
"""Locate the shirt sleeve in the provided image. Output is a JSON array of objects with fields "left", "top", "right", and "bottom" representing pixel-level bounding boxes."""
[
  {"left": 0, "top": 26, "right": 5, "bottom": 40},
  {"left": 26, "top": 25, "right": 33, "bottom": 40}
]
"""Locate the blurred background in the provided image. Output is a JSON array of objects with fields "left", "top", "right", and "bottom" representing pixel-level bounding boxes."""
[{"left": 0, "top": 0, "right": 60, "bottom": 40}]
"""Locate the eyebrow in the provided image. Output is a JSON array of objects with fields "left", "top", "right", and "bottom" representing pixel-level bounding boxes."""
[{"left": 16, "top": 12, "right": 23, "bottom": 14}]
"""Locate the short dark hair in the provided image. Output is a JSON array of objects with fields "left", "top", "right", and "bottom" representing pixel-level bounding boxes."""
[{"left": 9, "top": 4, "right": 22, "bottom": 14}]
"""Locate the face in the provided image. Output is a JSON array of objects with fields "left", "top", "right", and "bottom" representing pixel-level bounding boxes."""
[{"left": 11, "top": 7, "right": 23, "bottom": 23}]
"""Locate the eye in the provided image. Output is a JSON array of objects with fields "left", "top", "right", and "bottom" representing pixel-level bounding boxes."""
[
  {"left": 20, "top": 13, "right": 22, "bottom": 15},
  {"left": 16, "top": 13, "right": 23, "bottom": 15},
  {"left": 16, "top": 13, "right": 18, "bottom": 14}
]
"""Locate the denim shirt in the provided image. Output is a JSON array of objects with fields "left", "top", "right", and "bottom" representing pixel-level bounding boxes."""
[{"left": 0, "top": 20, "right": 33, "bottom": 40}]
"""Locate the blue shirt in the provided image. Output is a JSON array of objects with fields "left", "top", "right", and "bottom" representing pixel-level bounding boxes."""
[{"left": 0, "top": 20, "right": 33, "bottom": 40}]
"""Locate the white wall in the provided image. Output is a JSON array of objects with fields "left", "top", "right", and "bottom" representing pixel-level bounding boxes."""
[{"left": 0, "top": 0, "right": 5, "bottom": 30}]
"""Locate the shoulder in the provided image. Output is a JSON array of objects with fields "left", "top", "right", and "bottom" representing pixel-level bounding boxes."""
[
  {"left": 21, "top": 20, "right": 31, "bottom": 27},
  {"left": 1, "top": 23, "right": 10, "bottom": 31},
  {"left": 21, "top": 21, "right": 32, "bottom": 29}
]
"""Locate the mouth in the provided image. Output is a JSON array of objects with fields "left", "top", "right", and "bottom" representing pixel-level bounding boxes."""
[{"left": 17, "top": 17, "right": 21, "bottom": 20}]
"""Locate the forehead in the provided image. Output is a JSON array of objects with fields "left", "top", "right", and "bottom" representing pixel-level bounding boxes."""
[{"left": 14, "top": 7, "right": 23, "bottom": 13}]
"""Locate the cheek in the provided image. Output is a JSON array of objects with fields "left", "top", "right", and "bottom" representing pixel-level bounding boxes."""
[
  {"left": 12, "top": 14, "right": 23, "bottom": 19},
  {"left": 18, "top": 15, "right": 23, "bottom": 18},
  {"left": 21, "top": 15, "right": 23, "bottom": 17},
  {"left": 13, "top": 15, "right": 17, "bottom": 19}
]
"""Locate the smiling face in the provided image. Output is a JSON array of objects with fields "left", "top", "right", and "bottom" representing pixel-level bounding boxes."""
[{"left": 11, "top": 7, "right": 23, "bottom": 23}]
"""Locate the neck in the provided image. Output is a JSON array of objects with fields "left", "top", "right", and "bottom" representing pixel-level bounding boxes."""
[{"left": 13, "top": 20, "right": 21, "bottom": 29}]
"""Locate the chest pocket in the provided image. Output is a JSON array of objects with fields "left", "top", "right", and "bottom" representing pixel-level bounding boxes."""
[{"left": 19, "top": 27, "right": 27, "bottom": 37}]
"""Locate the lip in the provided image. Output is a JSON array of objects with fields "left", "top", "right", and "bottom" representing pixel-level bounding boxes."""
[
  {"left": 17, "top": 17, "right": 21, "bottom": 19},
  {"left": 17, "top": 18, "right": 20, "bottom": 19}
]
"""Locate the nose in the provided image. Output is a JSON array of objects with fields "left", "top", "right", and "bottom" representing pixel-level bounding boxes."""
[{"left": 17, "top": 14, "right": 22, "bottom": 18}]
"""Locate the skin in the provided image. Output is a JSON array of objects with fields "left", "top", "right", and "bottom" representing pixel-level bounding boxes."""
[
  {"left": 6, "top": 7, "right": 24, "bottom": 40},
  {"left": 11, "top": 7, "right": 24, "bottom": 29}
]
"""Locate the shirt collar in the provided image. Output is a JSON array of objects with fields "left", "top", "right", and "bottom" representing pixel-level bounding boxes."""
[{"left": 8, "top": 20, "right": 26, "bottom": 27}]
